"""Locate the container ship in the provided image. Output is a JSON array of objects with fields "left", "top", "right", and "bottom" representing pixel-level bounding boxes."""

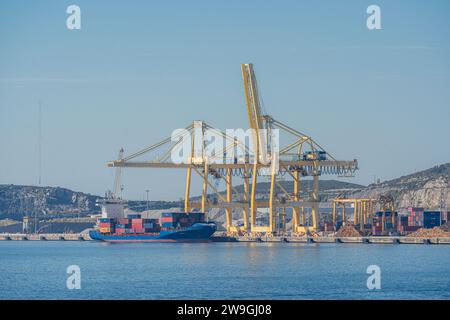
[{"left": 89, "top": 199, "right": 216, "bottom": 242}]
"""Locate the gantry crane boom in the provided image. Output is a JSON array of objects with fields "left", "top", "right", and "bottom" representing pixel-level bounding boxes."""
[{"left": 241, "top": 63, "right": 267, "bottom": 160}]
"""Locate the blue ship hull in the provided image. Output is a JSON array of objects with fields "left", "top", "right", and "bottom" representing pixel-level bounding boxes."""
[{"left": 89, "top": 222, "right": 216, "bottom": 243}]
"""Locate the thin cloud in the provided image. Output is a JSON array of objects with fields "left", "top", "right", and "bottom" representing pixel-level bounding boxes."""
[
  {"left": 0, "top": 77, "right": 92, "bottom": 83},
  {"left": 323, "top": 44, "right": 438, "bottom": 52}
]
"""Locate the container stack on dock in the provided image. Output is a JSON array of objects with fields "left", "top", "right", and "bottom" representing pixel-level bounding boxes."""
[
  {"left": 372, "top": 218, "right": 382, "bottom": 235},
  {"left": 371, "top": 211, "right": 398, "bottom": 235},
  {"left": 423, "top": 211, "right": 441, "bottom": 229},
  {"left": 443, "top": 212, "right": 450, "bottom": 224},
  {"left": 405, "top": 208, "right": 442, "bottom": 230},
  {"left": 408, "top": 207, "right": 424, "bottom": 227},
  {"left": 397, "top": 215, "right": 409, "bottom": 233},
  {"left": 446, "top": 212, "right": 450, "bottom": 224}
]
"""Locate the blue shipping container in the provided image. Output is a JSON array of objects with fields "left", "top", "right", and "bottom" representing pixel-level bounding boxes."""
[
  {"left": 162, "top": 212, "right": 174, "bottom": 217},
  {"left": 127, "top": 214, "right": 141, "bottom": 219},
  {"left": 161, "top": 222, "right": 173, "bottom": 228}
]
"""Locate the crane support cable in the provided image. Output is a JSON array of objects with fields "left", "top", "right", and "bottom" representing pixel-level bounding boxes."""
[{"left": 122, "top": 123, "right": 193, "bottom": 162}]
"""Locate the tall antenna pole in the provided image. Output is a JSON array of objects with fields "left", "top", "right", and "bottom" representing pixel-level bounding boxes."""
[
  {"left": 38, "top": 101, "right": 42, "bottom": 186},
  {"left": 35, "top": 101, "right": 42, "bottom": 234}
]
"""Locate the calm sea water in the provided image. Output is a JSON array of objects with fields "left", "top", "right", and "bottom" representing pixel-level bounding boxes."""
[{"left": 0, "top": 241, "right": 449, "bottom": 300}]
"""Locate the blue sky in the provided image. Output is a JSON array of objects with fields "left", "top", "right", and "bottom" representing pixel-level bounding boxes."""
[{"left": 1, "top": 0, "right": 449, "bottom": 200}]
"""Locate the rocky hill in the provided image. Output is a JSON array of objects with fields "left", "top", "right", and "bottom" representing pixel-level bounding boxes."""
[
  {"left": 348, "top": 163, "right": 449, "bottom": 210},
  {"left": 0, "top": 184, "right": 181, "bottom": 220},
  {"left": 0, "top": 185, "right": 100, "bottom": 220}
]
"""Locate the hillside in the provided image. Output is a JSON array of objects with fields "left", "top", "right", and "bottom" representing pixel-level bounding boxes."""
[
  {"left": 0, "top": 185, "right": 181, "bottom": 220},
  {"left": 349, "top": 163, "right": 449, "bottom": 210},
  {"left": 0, "top": 185, "right": 100, "bottom": 220}
]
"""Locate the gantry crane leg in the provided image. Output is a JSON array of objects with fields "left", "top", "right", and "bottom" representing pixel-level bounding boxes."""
[
  {"left": 201, "top": 162, "right": 208, "bottom": 213},
  {"left": 332, "top": 201, "right": 336, "bottom": 226},
  {"left": 225, "top": 168, "right": 233, "bottom": 233},
  {"left": 342, "top": 203, "right": 346, "bottom": 226},
  {"left": 311, "top": 174, "right": 319, "bottom": 230},
  {"left": 292, "top": 170, "right": 301, "bottom": 233},
  {"left": 360, "top": 201, "right": 364, "bottom": 232},
  {"left": 268, "top": 168, "right": 276, "bottom": 234},
  {"left": 363, "top": 202, "right": 366, "bottom": 227},
  {"left": 243, "top": 167, "right": 250, "bottom": 232},
  {"left": 184, "top": 167, "right": 192, "bottom": 212},
  {"left": 250, "top": 162, "right": 258, "bottom": 231},
  {"left": 301, "top": 206, "right": 305, "bottom": 226}
]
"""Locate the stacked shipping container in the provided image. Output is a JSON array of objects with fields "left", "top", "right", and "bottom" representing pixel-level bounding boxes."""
[
  {"left": 407, "top": 207, "right": 424, "bottom": 227},
  {"left": 423, "top": 211, "right": 441, "bottom": 229},
  {"left": 371, "top": 211, "right": 398, "bottom": 235},
  {"left": 405, "top": 208, "right": 442, "bottom": 229},
  {"left": 397, "top": 215, "right": 409, "bottom": 233},
  {"left": 160, "top": 212, "right": 205, "bottom": 230},
  {"left": 99, "top": 218, "right": 115, "bottom": 234},
  {"left": 98, "top": 212, "right": 205, "bottom": 234},
  {"left": 99, "top": 214, "right": 160, "bottom": 234}
]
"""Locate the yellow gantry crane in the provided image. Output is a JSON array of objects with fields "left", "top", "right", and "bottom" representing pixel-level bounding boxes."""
[
  {"left": 107, "top": 64, "right": 358, "bottom": 235},
  {"left": 332, "top": 197, "right": 377, "bottom": 231},
  {"left": 331, "top": 194, "right": 396, "bottom": 233}
]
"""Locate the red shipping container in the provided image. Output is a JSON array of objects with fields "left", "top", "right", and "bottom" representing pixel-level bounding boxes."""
[
  {"left": 161, "top": 217, "right": 174, "bottom": 223},
  {"left": 118, "top": 218, "right": 130, "bottom": 224},
  {"left": 99, "top": 222, "right": 113, "bottom": 228},
  {"left": 115, "top": 228, "right": 126, "bottom": 234},
  {"left": 132, "top": 219, "right": 143, "bottom": 224}
]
